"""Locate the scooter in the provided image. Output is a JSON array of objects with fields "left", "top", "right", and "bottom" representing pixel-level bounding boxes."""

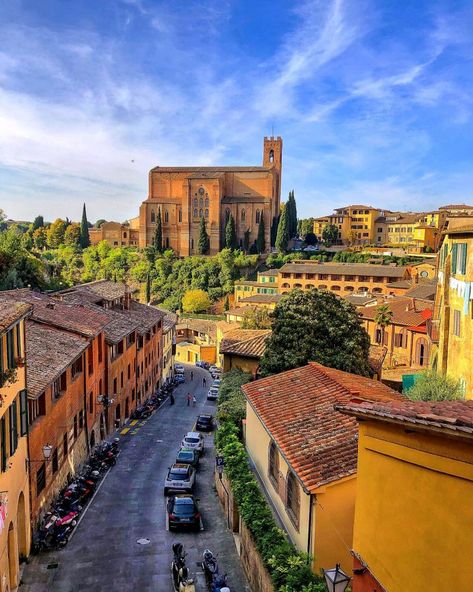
[
  {"left": 202, "top": 549, "right": 230, "bottom": 592},
  {"left": 171, "top": 543, "right": 196, "bottom": 592}
]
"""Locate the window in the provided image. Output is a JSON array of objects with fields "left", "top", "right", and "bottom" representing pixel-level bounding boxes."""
[
  {"left": 88, "top": 347, "right": 94, "bottom": 375},
  {"left": 52, "top": 449, "right": 58, "bottom": 474},
  {"left": 375, "top": 329, "right": 382, "bottom": 344},
  {"left": 71, "top": 357, "right": 83, "bottom": 379},
  {"left": 151, "top": 210, "right": 155, "bottom": 223},
  {"left": 128, "top": 364, "right": 131, "bottom": 380},
  {"left": 394, "top": 333, "right": 403, "bottom": 348},
  {"left": 89, "top": 392, "right": 93, "bottom": 414},
  {"left": 193, "top": 208, "right": 198, "bottom": 218},
  {"left": 166, "top": 237, "right": 169, "bottom": 248},
  {"left": 6, "top": 329, "right": 15, "bottom": 369},
  {"left": 205, "top": 209, "right": 209, "bottom": 218},
  {"left": 193, "top": 198, "right": 198, "bottom": 208},
  {"left": 453, "top": 309, "right": 461, "bottom": 337},
  {"left": 98, "top": 336, "right": 103, "bottom": 364},
  {"left": 9, "top": 399, "right": 18, "bottom": 456},
  {"left": 286, "top": 471, "right": 300, "bottom": 528},
  {"left": 127, "top": 332, "right": 135, "bottom": 348},
  {"left": 113, "top": 377, "right": 117, "bottom": 394},
  {"left": 120, "top": 372, "right": 124, "bottom": 388},
  {"left": 269, "top": 149, "right": 274, "bottom": 163},
  {"left": 241, "top": 209, "right": 246, "bottom": 222},
  {"left": 1, "top": 417, "right": 6, "bottom": 472},
  {"left": 19, "top": 390, "right": 28, "bottom": 436},
  {"left": 36, "top": 463, "right": 46, "bottom": 495},
  {"left": 178, "top": 209, "right": 182, "bottom": 223},
  {"left": 256, "top": 210, "right": 261, "bottom": 224},
  {"left": 79, "top": 410, "right": 84, "bottom": 429},
  {"left": 199, "top": 209, "right": 203, "bottom": 218},
  {"left": 205, "top": 198, "right": 209, "bottom": 208},
  {"left": 164, "top": 210, "right": 169, "bottom": 223},
  {"left": 268, "top": 442, "right": 279, "bottom": 486}
]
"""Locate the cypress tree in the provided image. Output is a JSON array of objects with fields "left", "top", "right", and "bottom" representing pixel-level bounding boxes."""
[
  {"left": 275, "top": 205, "right": 290, "bottom": 253},
  {"left": 243, "top": 229, "right": 250, "bottom": 252},
  {"left": 225, "top": 214, "right": 237, "bottom": 250},
  {"left": 198, "top": 216, "right": 210, "bottom": 255},
  {"left": 256, "top": 212, "right": 265, "bottom": 253},
  {"left": 270, "top": 215, "right": 279, "bottom": 247},
  {"left": 145, "top": 272, "right": 151, "bottom": 304},
  {"left": 154, "top": 207, "right": 163, "bottom": 253},
  {"left": 80, "top": 203, "right": 90, "bottom": 248},
  {"left": 286, "top": 190, "right": 298, "bottom": 238},
  {"left": 32, "top": 215, "right": 44, "bottom": 230}
]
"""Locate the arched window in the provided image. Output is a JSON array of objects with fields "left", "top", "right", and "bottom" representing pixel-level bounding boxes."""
[
  {"left": 205, "top": 209, "right": 209, "bottom": 218},
  {"left": 205, "top": 198, "right": 209, "bottom": 208},
  {"left": 372, "top": 287, "right": 383, "bottom": 294},
  {"left": 294, "top": 283, "right": 302, "bottom": 288},
  {"left": 268, "top": 442, "right": 279, "bottom": 486},
  {"left": 178, "top": 209, "right": 182, "bottom": 223},
  {"left": 318, "top": 284, "right": 327, "bottom": 290},
  {"left": 331, "top": 285, "right": 341, "bottom": 291},
  {"left": 256, "top": 210, "right": 261, "bottom": 224},
  {"left": 150, "top": 210, "right": 155, "bottom": 223},
  {"left": 281, "top": 283, "right": 290, "bottom": 288},
  {"left": 199, "top": 197, "right": 204, "bottom": 207},
  {"left": 241, "top": 209, "right": 246, "bottom": 222},
  {"left": 165, "top": 237, "right": 170, "bottom": 248},
  {"left": 191, "top": 238, "right": 194, "bottom": 250},
  {"left": 164, "top": 210, "right": 169, "bottom": 223},
  {"left": 416, "top": 338, "right": 428, "bottom": 366},
  {"left": 286, "top": 471, "right": 300, "bottom": 528},
  {"left": 193, "top": 208, "right": 198, "bottom": 218},
  {"left": 269, "top": 149, "right": 274, "bottom": 163},
  {"left": 199, "top": 209, "right": 203, "bottom": 218},
  {"left": 193, "top": 198, "right": 198, "bottom": 208},
  {"left": 225, "top": 209, "right": 231, "bottom": 224}
]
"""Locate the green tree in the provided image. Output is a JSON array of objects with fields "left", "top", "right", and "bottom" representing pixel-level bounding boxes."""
[
  {"left": 298, "top": 218, "right": 315, "bottom": 238},
  {"left": 154, "top": 207, "right": 163, "bottom": 253},
  {"left": 243, "top": 229, "right": 250, "bottom": 252},
  {"left": 405, "top": 371, "right": 464, "bottom": 401},
  {"left": 198, "top": 216, "right": 210, "bottom": 255},
  {"left": 145, "top": 272, "right": 151, "bottom": 304},
  {"left": 270, "top": 215, "right": 279, "bottom": 247},
  {"left": 64, "top": 223, "right": 81, "bottom": 248},
  {"left": 182, "top": 289, "right": 212, "bottom": 313},
  {"left": 94, "top": 219, "right": 107, "bottom": 228},
  {"left": 33, "top": 227, "right": 47, "bottom": 250},
  {"left": 374, "top": 304, "right": 393, "bottom": 349},
  {"left": 47, "top": 218, "right": 68, "bottom": 248},
  {"left": 241, "top": 307, "right": 272, "bottom": 329},
  {"left": 80, "top": 203, "right": 91, "bottom": 248},
  {"left": 225, "top": 213, "right": 238, "bottom": 250},
  {"left": 275, "top": 205, "right": 290, "bottom": 253},
  {"left": 286, "top": 190, "right": 298, "bottom": 238},
  {"left": 256, "top": 212, "right": 265, "bottom": 253},
  {"left": 304, "top": 232, "right": 317, "bottom": 246},
  {"left": 260, "top": 289, "right": 371, "bottom": 376},
  {"left": 32, "top": 215, "right": 44, "bottom": 230},
  {"left": 322, "top": 223, "right": 339, "bottom": 245}
]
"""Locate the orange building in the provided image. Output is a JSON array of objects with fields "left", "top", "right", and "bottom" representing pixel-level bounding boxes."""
[
  {"left": 89, "top": 221, "right": 139, "bottom": 247},
  {"left": 137, "top": 137, "right": 282, "bottom": 255}
]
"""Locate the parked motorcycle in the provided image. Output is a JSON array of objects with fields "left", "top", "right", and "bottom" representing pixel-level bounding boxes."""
[
  {"left": 202, "top": 549, "right": 230, "bottom": 592},
  {"left": 171, "top": 543, "right": 196, "bottom": 592}
]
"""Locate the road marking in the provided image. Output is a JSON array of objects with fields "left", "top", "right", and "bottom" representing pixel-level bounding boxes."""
[
  {"left": 120, "top": 427, "right": 130, "bottom": 435},
  {"left": 129, "top": 420, "right": 138, "bottom": 426}
]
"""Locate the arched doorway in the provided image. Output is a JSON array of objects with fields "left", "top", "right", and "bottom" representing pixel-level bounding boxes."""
[
  {"left": 90, "top": 429, "right": 96, "bottom": 449},
  {"left": 416, "top": 338, "right": 428, "bottom": 367},
  {"left": 8, "top": 521, "right": 18, "bottom": 590},
  {"left": 17, "top": 492, "right": 28, "bottom": 561}
]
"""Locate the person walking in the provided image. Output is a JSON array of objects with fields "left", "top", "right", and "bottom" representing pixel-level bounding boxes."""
[
  {"left": 187, "top": 393, "right": 192, "bottom": 406},
  {"left": 190, "top": 370, "right": 194, "bottom": 381},
  {"left": 192, "top": 395, "right": 197, "bottom": 407},
  {"left": 202, "top": 377, "right": 206, "bottom": 387}
]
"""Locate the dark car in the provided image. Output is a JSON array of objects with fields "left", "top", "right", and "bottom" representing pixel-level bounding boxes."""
[
  {"left": 176, "top": 447, "right": 199, "bottom": 468},
  {"left": 167, "top": 494, "right": 201, "bottom": 531},
  {"left": 196, "top": 413, "right": 213, "bottom": 432}
]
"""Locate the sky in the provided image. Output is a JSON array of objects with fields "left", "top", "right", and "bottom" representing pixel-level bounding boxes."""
[{"left": 1, "top": 0, "right": 473, "bottom": 223}]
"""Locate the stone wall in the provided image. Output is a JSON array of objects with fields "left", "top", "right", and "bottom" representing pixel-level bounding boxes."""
[{"left": 215, "top": 471, "right": 274, "bottom": 592}]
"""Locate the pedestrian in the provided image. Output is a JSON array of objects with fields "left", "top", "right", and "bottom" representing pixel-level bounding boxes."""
[
  {"left": 187, "top": 393, "right": 192, "bottom": 406},
  {"left": 192, "top": 395, "right": 197, "bottom": 407},
  {"left": 202, "top": 377, "right": 206, "bottom": 387},
  {"left": 190, "top": 370, "right": 194, "bottom": 381},
  {"left": 170, "top": 393, "right": 175, "bottom": 405}
]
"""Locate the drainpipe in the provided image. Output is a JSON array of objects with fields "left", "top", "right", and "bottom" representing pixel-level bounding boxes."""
[{"left": 307, "top": 493, "right": 314, "bottom": 559}]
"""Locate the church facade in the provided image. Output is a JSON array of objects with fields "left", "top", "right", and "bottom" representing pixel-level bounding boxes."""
[{"left": 137, "top": 137, "right": 282, "bottom": 256}]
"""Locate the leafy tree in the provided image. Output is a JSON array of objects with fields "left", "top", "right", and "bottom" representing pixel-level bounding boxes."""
[
  {"left": 198, "top": 216, "right": 210, "bottom": 255},
  {"left": 182, "top": 289, "right": 212, "bottom": 313},
  {"left": 405, "top": 371, "right": 464, "bottom": 401},
  {"left": 224, "top": 295, "right": 230, "bottom": 311},
  {"left": 275, "top": 205, "right": 290, "bottom": 253},
  {"left": 243, "top": 228, "right": 250, "bottom": 252},
  {"left": 322, "top": 223, "right": 339, "bottom": 245},
  {"left": 249, "top": 241, "right": 258, "bottom": 254},
  {"left": 154, "top": 207, "right": 163, "bottom": 253},
  {"left": 64, "top": 223, "right": 81, "bottom": 248},
  {"left": 80, "top": 203, "right": 91, "bottom": 248},
  {"left": 256, "top": 212, "right": 265, "bottom": 253},
  {"left": 241, "top": 307, "right": 272, "bottom": 329},
  {"left": 32, "top": 215, "right": 44, "bottom": 230},
  {"left": 225, "top": 213, "right": 238, "bottom": 250},
  {"left": 304, "top": 232, "right": 317, "bottom": 246},
  {"left": 298, "top": 218, "right": 315, "bottom": 238},
  {"left": 94, "top": 219, "right": 107, "bottom": 228},
  {"left": 260, "top": 289, "right": 371, "bottom": 376},
  {"left": 145, "top": 272, "right": 151, "bottom": 304},
  {"left": 217, "top": 368, "right": 252, "bottom": 427},
  {"left": 374, "top": 304, "right": 393, "bottom": 348},
  {"left": 47, "top": 218, "right": 68, "bottom": 248},
  {"left": 33, "top": 227, "right": 47, "bottom": 250}
]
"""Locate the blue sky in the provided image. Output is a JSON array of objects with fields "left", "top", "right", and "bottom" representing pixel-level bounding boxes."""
[{"left": 1, "top": 0, "right": 473, "bottom": 222}]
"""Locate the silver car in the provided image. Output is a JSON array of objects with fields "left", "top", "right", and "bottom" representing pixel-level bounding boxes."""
[
  {"left": 164, "top": 463, "right": 196, "bottom": 496},
  {"left": 181, "top": 431, "right": 205, "bottom": 455},
  {"left": 207, "top": 386, "right": 219, "bottom": 400}
]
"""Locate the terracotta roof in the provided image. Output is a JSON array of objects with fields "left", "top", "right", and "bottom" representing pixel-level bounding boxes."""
[
  {"left": 177, "top": 318, "right": 216, "bottom": 342},
  {"left": 279, "top": 262, "right": 407, "bottom": 278},
  {"left": 337, "top": 399, "right": 473, "bottom": 438},
  {"left": 70, "top": 280, "right": 132, "bottom": 302},
  {"left": 258, "top": 269, "right": 279, "bottom": 277},
  {"left": 403, "top": 282, "right": 437, "bottom": 301},
  {"left": 0, "top": 290, "right": 109, "bottom": 338},
  {"left": 344, "top": 294, "right": 377, "bottom": 306},
  {"left": 443, "top": 217, "right": 473, "bottom": 235},
  {"left": 243, "top": 362, "right": 400, "bottom": 492},
  {"left": 225, "top": 306, "right": 256, "bottom": 317},
  {"left": 235, "top": 280, "right": 269, "bottom": 286},
  {"left": 239, "top": 294, "right": 283, "bottom": 304},
  {"left": 358, "top": 297, "right": 432, "bottom": 327},
  {"left": 439, "top": 204, "right": 473, "bottom": 210},
  {"left": 220, "top": 330, "right": 270, "bottom": 358},
  {"left": 26, "top": 321, "right": 89, "bottom": 398},
  {"left": 159, "top": 310, "right": 177, "bottom": 333},
  {"left": 151, "top": 166, "right": 270, "bottom": 173},
  {"left": 114, "top": 301, "right": 164, "bottom": 335},
  {"left": 0, "top": 298, "right": 32, "bottom": 332}
]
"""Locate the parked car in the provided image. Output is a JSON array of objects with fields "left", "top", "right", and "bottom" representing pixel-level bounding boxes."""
[
  {"left": 181, "top": 431, "right": 205, "bottom": 455},
  {"left": 167, "top": 494, "right": 201, "bottom": 531},
  {"left": 212, "top": 379, "right": 221, "bottom": 388},
  {"left": 196, "top": 413, "right": 213, "bottom": 432},
  {"left": 195, "top": 361, "right": 205, "bottom": 368},
  {"left": 174, "top": 364, "right": 185, "bottom": 374},
  {"left": 207, "top": 386, "right": 219, "bottom": 401},
  {"left": 175, "top": 374, "right": 186, "bottom": 384},
  {"left": 175, "top": 448, "right": 200, "bottom": 469},
  {"left": 164, "top": 464, "right": 196, "bottom": 496}
]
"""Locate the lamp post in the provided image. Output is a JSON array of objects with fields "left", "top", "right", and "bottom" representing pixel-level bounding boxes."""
[
  {"left": 323, "top": 564, "right": 351, "bottom": 592},
  {"left": 26, "top": 443, "right": 53, "bottom": 470}
]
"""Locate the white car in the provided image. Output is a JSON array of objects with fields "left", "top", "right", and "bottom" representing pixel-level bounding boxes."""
[
  {"left": 164, "top": 464, "right": 196, "bottom": 496},
  {"left": 207, "top": 386, "right": 219, "bottom": 401},
  {"left": 174, "top": 364, "right": 185, "bottom": 374},
  {"left": 212, "top": 379, "right": 221, "bottom": 388},
  {"left": 181, "top": 431, "right": 205, "bottom": 455}
]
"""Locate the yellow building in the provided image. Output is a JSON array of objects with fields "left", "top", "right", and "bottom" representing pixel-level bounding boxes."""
[
  {"left": 89, "top": 221, "right": 139, "bottom": 247},
  {"left": 242, "top": 362, "right": 400, "bottom": 575},
  {"left": 234, "top": 280, "right": 278, "bottom": 304},
  {"left": 0, "top": 299, "right": 32, "bottom": 591},
  {"left": 175, "top": 318, "right": 217, "bottom": 365},
  {"left": 219, "top": 329, "right": 270, "bottom": 374},
  {"left": 160, "top": 311, "right": 177, "bottom": 383},
  {"left": 338, "top": 399, "right": 473, "bottom": 592},
  {"left": 433, "top": 218, "right": 473, "bottom": 397},
  {"left": 313, "top": 214, "right": 350, "bottom": 244}
]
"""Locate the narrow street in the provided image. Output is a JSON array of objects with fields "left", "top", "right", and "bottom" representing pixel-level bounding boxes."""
[{"left": 21, "top": 365, "right": 249, "bottom": 592}]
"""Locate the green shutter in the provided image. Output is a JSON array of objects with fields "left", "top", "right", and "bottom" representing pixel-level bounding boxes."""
[
  {"left": 452, "top": 244, "right": 458, "bottom": 274},
  {"left": 0, "top": 418, "right": 6, "bottom": 472},
  {"left": 20, "top": 390, "right": 28, "bottom": 436},
  {"left": 461, "top": 243, "right": 468, "bottom": 275},
  {"left": 9, "top": 400, "right": 18, "bottom": 455}
]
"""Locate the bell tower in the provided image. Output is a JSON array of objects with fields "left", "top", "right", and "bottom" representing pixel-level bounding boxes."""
[{"left": 263, "top": 136, "right": 283, "bottom": 205}]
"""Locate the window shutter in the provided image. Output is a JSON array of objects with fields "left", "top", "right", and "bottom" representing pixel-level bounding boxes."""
[
  {"left": 0, "top": 418, "right": 6, "bottom": 472},
  {"left": 20, "top": 390, "right": 28, "bottom": 436},
  {"left": 461, "top": 243, "right": 468, "bottom": 275},
  {"left": 451, "top": 244, "right": 458, "bottom": 274}
]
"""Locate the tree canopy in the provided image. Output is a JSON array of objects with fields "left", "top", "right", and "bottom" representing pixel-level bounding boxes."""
[
  {"left": 322, "top": 223, "right": 339, "bottom": 245},
  {"left": 260, "top": 289, "right": 371, "bottom": 376},
  {"left": 225, "top": 213, "right": 238, "bottom": 250},
  {"left": 241, "top": 307, "right": 272, "bottom": 329},
  {"left": 198, "top": 216, "right": 210, "bottom": 255},
  {"left": 275, "top": 205, "right": 290, "bottom": 253},
  {"left": 80, "top": 203, "right": 91, "bottom": 248},
  {"left": 405, "top": 371, "right": 464, "bottom": 401},
  {"left": 256, "top": 212, "right": 265, "bottom": 253},
  {"left": 182, "top": 289, "right": 212, "bottom": 313},
  {"left": 154, "top": 207, "right": 163, "bottom": 252}
]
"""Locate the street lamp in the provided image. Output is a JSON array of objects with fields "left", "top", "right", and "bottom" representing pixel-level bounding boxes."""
[
  {"left": 97, "top": 394, "right": 115, "bottom": 407},
  {"left": 323, "top": 564, "right": 351, "bottom": 592},
  {"left": 26, "top": 443, "right": 53, "bottom": 469}
]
